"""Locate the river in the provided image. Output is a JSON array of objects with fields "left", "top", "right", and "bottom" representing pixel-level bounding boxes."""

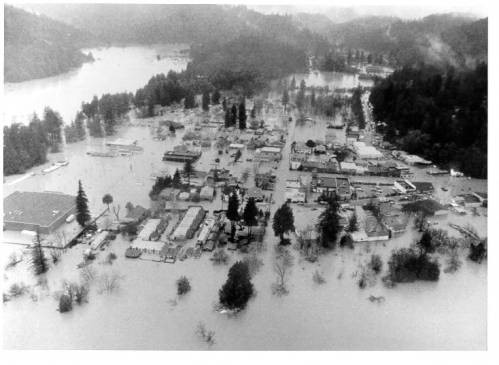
[
  {"left": 2, "top": 46, "right": 487, "bottom": 350},
  {"left": 3, "top": 44, "right": 189, "bottom": 124}
]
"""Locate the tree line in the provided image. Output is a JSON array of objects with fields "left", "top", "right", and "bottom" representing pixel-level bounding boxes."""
[{"left": 369, "top": 63, "right": 487, "bottom": 178}]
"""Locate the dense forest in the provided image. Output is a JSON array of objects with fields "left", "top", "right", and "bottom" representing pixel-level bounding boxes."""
[
  {"left": 369, "top": 63, "right": 487, "bottom": 178},
  {"left": 295, "top": 13, "right": 487, "bottom": 70},
  {"left": 4, "top": 6, "right": 94, "bottom": 82},
  {"left": 3, "top": 108, "right": 63, "bottom": 175}
]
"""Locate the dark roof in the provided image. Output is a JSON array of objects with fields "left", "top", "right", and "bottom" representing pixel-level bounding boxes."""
[
  {"left": 412, "top": 181, "right": 434, "bottom": 192},
  {"left": 4, "top": 191, "right": 76, "bottom": 228}
]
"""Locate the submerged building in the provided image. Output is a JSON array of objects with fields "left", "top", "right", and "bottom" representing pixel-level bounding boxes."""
[{"left": 3, "top": 191, "right": 76, "bottom": 234}]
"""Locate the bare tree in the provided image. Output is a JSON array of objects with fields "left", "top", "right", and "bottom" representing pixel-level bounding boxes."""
[
  {"left": 112, "top": 204, "right": 121, "bottom": 221},
  {"left": 272, "top": 246, "right": 294, "bottom": 295},
  {"left": 98, "top": 272, "right": 123, "bottom": 293},
  {"left": 196, "top": 322, "right": 215, "bottom": 346}
]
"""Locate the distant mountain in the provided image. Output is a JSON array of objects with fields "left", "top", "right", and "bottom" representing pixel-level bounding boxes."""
[
  {"left": 4, "top": 5, "right": 95, "bottom": 83},
  {"left": 19, "top": 3, "right": 327, "bottom": 52},
  {"left": 294, "top": 12, "right": 487, "bottom": 69}
]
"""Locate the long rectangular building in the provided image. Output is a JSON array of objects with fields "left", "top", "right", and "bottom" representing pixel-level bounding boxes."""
[
  {"left": 172, "top": 206, "right": 205, "bottom": 240},
  {"left": 4, "top": 191, "right": 76, "bottom": 234}
]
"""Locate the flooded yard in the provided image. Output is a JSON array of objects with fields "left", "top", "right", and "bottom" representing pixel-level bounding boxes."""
[{"left": 2, "top": 61, "right": 487, "bottom": 350}]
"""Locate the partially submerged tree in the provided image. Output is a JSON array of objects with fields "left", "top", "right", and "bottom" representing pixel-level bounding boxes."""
[
  {"left": 30, "top": 230, "right": 48, "bottom": 276},
  {"left": 243, "top": 197, "right": 259, "bottom": 238},
  {"left": 183, "top": 160, "right": 194, "bottom": 187},
  {"left": 176, "top": 276, "right": 191, "bottom": 296},
  {"left": 102, "top": 193, "right": 113, "bottom": 211},
  {"left": 347, "top": 211, "right": 359, "bottom": 232},
  {"left": 76, "top": 180, "right": 91, "bottom": 227},
  {"left": 317, "top": 197, "right": 342, "bottom": 249},
  {"left": 272, "top": 246, "right": 294, "bottom": 295},
  {"left": 219, "top": 261, "right": 254, "bottom": 310},
  {"left": 202, "top": 90, "right": 210, "bottom": 111},
  {"left": 272, "top": 203, "right": 295, "bottom": 245},
  {"left": 226, "top": 193, "right": 240, "bottom": 241}
]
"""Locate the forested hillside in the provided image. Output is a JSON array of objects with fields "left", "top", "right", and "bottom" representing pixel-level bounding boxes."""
[
  {"left": 294, "top": 13, "right": 487, "bottom": 69},
  {"left": 369, "top": 63, "right": 487, "bottom": 178},
  {"left": 4, "top": 5, "right": 94, "bottom": 82}
]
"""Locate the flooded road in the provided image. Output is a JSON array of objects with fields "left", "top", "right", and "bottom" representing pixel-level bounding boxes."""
[
  {"left": 3, "top": 44, "right": 189, "bottom": 124},
  {"left": 2, "top": 62, "right": 487, "bottom": 350}
]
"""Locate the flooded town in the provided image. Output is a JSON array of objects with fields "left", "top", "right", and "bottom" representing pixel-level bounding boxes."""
[{"left": 2, "top": 2, "right": 490, "bottom": 354}]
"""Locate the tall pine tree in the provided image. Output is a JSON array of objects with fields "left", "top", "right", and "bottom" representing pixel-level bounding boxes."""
[
  {"left": 238, "top": 99, "right": 247, "bottom": 129},
  {"left": 76, "top": 180, "right": 91, "bottom": 227}
]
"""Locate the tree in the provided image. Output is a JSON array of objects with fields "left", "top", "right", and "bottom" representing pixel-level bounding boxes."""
[
  {"left": 102, "top": 194, "right": 113, "bottom": 211},
  {"left": 172, "top": 169, "right": 181, "bottom": 188},
  {"left": 224, "top": 107, "right": 231, "bottom": 128},
  {"left": 468, "top": 239, "right": 487, "bottom": 263},
  {"left": 184, "top": 90, "right": 196, "bottom": 109},
  {"left": 290, "top": 76, "right": 296, "bottom": 90},
  {"left": 234, "top": 149, "right": 242, "bottom": 163},
  {"left": 250, "top": 106, "right": 256, "bottom": 119},
  {"left": 76, "top": 180, "right": 91, "bottom": 227},
  {"left": 273, "top": 246, "right": 294, "bottom": 295},
  {"left": 219, "top": 261, "right": 254, "bottom": 310},
  {"left": 222, "top": 97, "right": 227, "bottom": 111},
  {"left": 282, "top": 89, "right": 289, "bottom": 111},
  {"left": 176, "top": 276, "right": 191, "bottom": 295},
  {"left": 183, "top": 160, "right": 194, "bottom": 187},
  {"left": 347, "top": 211, "right": 358, "bottom": 232},
  {"left": 212, "top": 89, "right": 221, "bottom": 104},
  {"left": 317, "top": 196, "right": 341, "bottom": 249},
  {"left": 30, "top": 230, "right": 48, "bottom": 275},
  {"left": 305, "top": 139, "right": 316, "bottom": 149},
  {"left": 417, "top": 230, "right": 435, "bottom": 256},
  {"left": 272, "top": 203, "right": 295, "bottom": 245},
  {"left": 226, "top": 193, "right": 240, "bottom": 241},
  {"left": 243, "top": 198, "right": 258, "bottom": 238},
  {"left": 238, "top": 100, "right": 247, "bottom": 129},
  {"left": 202, "top": 91, "right": 210, "bottom": 111},
  {"left": 230, "top": 104, "right": 238, "bottom": 126}
]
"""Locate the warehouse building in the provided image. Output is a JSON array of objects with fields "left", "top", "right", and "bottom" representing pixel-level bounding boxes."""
[
  {"left": 3, "top": 191, "right": 76, "bottom": 234},
  {"left": 172, "top": 206, "right": 205, "bottom": 240}
]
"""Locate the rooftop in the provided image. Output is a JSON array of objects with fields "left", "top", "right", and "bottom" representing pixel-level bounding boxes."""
[{"left": 4, "top": 191, "right": 76, "bottom": 228}]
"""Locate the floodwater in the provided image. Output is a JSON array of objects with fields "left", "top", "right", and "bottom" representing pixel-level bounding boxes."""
[
  {"left": 2, "top": 56, "right": 487, "bottom": 350},
  {"left": 3, "top": 44, "right": 189, "bottom": 124}
]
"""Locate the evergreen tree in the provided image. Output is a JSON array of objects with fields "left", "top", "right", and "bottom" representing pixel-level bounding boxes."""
[
  {"left": 238, "top": 99, "right": 247, "bottom": 129},
  {"left": 310, "top": 88, "right": 316, "bottom": 108},
  {"left": 183, "top": 160, "right": 194, "bottom": 187},
  {"left": 184, "top": 90, "right": 196, "bottom": 109},
  {"left": 272, "top": 203, "right": 295, "bottom": 245},
  {"left": 224, "top": 107, "right": 231, "bottom": 128},
  {"left": 30, "top": 230, "right": 48, "bottom": 276},
  {"left": 226, "top": 193, "right": 240, "bottom": 241},
  {"left": 42, "top": 107, "right": 63, "bottom": 152},
  {"left": 243, "top": 197, "right": 258, "bottom": 237},
  {"left": 317, "top": 196, "right": 341, "bottom": 249},
  {"left": 230, "top": 104, "right": 238, "bottom": 126},
  {"left": 250, "top": 106, "right": 256, "bottom": 119},
  {"left": 347, "top": 211, "right": 358, "bottom": 232},
  {"left": 282, "top": 89, "right": 289, "bottom": 111},
  {"left": 219, "top": 261, "right": 254, "bottom": 310},
  {"left": 172, "top": 169, "right": 181, "bottom": 188},
  {"left": 76, "top": 180, "right": 91, "bottom": 227},
  {"left": 202, "top": 90, "right": 210, "bottom": 111},
  {"left": 222, "top": 97, "right": 227, "bottom": 111},
  {"left": 212, "top": 89, "right": 221, "bottom": 104},
  {"left": 290, "top": 76, "right": 296, "bottom": 90}
]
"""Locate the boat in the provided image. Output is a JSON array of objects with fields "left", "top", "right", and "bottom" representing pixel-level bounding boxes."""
[
  {"left": 56, "top": 160, "right": 69, "bottom": 166},
  {"left": 87, "top": 151, "right": 117, "bottom": 157},
  {"left": 42, "top": 164, "right": 61, "bottom": 174}
]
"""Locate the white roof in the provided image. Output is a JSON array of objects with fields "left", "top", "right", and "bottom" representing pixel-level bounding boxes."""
[
  {"left": 138, "top": 219, "right": 161, "bottom": 240},
  {"left": 90, "top": 231, "right": 109, "bottom": 250},
  {"left": 173, "top": 206, "right": 203, "bottom": 239},
  {"left": 130, "top": 239, "right": 165, "bottom": 252},
  {"left": 106, "top": 138, "right": 137, "bottom": 146},
  {"left": 341, "top": 162, "right": 357, "bottom": 169},
  {"left": 261, "top": 146, "right": 281, "bottom": 153},
  {"left": 197, "top": 218, "right": 216, "bottom": 242},
  {"left": 229, "top": 143, "right": 245, "bottom": 149}
]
